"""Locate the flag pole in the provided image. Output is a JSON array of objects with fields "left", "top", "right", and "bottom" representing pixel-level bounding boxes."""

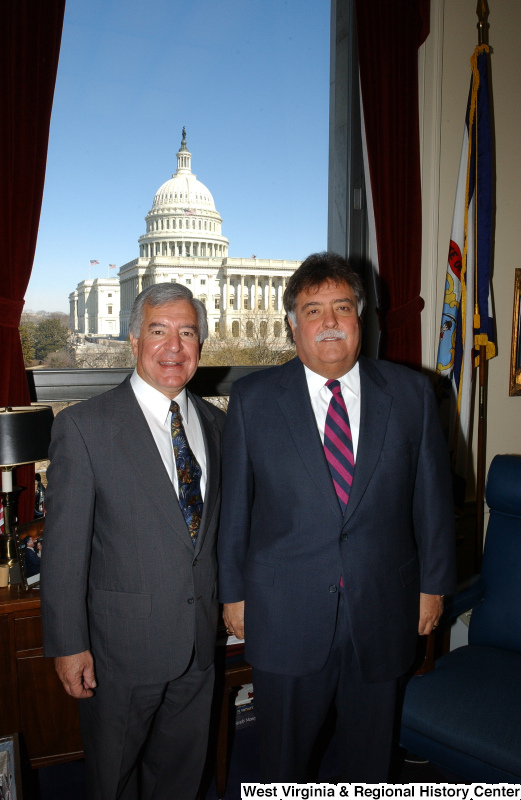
[{"left": 474, "top": 0, "right": 490, "bottom": 571}]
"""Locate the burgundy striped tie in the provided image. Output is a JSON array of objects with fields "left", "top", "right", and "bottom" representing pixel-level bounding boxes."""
[{"left": 324, "top": 379, "right": 355, "bottom": 513}]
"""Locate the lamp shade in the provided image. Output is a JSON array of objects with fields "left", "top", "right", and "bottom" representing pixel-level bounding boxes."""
[{"left": 0, "top": 406, "right": 54, "bottom": 467}]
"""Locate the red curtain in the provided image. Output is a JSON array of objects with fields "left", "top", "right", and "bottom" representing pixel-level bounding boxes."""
[
  {"left": 355, "top": 0, "right": 430, "bottom": 368},
  {"left": 0, "top": 0, "right": 66, "bottom": 521}
]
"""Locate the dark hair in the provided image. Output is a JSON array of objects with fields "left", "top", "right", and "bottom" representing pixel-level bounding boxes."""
[
  {"left": 129, "top": 283, "right": 208, "bottom": 342},
  {"left": 283, "top": 252, "right": 366, "bottom": 339}
]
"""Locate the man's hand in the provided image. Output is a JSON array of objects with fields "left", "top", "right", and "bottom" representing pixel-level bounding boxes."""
[
  {"left": 55, "top": 650, "right": 97, "bottom": 698},
  {"left": 223, "top": 601, "right": 245, "bottom": 640},
  {"left": 418, "top": 593, "right": 444, "bottom": 636}
]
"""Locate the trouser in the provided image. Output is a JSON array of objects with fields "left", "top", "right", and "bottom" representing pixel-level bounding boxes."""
[
  {"left": 252, "top": 593, "right": 401, "bottom": 784},
  {"left": 78, "top": 651, "right": 214, "bottom": 800}
]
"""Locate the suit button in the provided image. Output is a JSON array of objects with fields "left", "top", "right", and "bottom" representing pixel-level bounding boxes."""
[
  {"left": 329, "top": 585, "right": 337, "bottom": 593},
  {"left": 187, "top": 597, "right": 194, "bottom": 604},
  {"left": 193, "top": 559, "right": 198, "bottom": 566},
  {"left": 340, "top": 533, "right": 348, "bottom": 541}
]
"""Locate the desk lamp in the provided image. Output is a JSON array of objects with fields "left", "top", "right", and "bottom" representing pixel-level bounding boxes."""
[{"left": 0, "top": 406, "right": 53, "bottom": 572}]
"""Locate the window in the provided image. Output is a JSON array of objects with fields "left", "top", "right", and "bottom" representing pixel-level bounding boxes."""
[
  {"left": 229, "top": 297, "right": 234, "bottom": 307},
  {"left": 186, "top": 278, "right": 192, "bottom": 284},
  {"left": 107, "top": 305, "right": 113, "bottom": 314},
  {"left": 108, "top": 293, "right": 112, "bottom": 297},
  {"left": 200, "top": 279, "right": 206, "bottom": 285},
  {"left": 232, "top": 321, "right": 240, "bottom": 338},
  {"left": 246, "top": 320, "right": 254, "bottom": 339},
  {"left": 214, "top": 297, "right": 220, "bottom": 309},
  {"left": 274, "top": 320, "right": 282, "bottom": 338},
  {"left": 260, "top": 321, "right": 268, "bottom": 337},
  {"left": 27, "top": 4, "right": 330, "bottom": 367},
  {"left": 214, "top": 321, "right": 219, "bottom": 334}
]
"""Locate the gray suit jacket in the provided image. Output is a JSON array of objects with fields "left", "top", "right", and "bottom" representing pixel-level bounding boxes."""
[{"left": 41, "top": 376, "right": 225, "bottom": 685}]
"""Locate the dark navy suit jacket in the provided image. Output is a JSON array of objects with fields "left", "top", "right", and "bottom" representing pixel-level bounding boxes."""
[{"left": 218, "top": 356, "right": 456, "bottom": 682}]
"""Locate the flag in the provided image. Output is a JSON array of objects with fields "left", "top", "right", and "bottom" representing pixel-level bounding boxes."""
[
  {"left": 90, "top": 259, "right": 99, "bottom": 266},
  {"left": 437, "top": 44, "right": 495, "bottom": 484},
  {"left": 183, "top": 208, "right": 195, "bottom": 216},
  {"left": 109, "top": 264, "right": 116, "bottom": 270}
]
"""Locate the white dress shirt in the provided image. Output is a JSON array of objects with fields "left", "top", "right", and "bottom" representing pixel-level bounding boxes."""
[
  {"left": 304, "top": 360, "right": 361, "bottom": 460},
  {"left": 130, "top": 370, "right": 207, "bottom": 499}
]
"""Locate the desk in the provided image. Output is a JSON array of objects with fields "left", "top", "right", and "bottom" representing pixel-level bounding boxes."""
[{"left": 0, "top": 586, "right": 83, "bottom": 767}]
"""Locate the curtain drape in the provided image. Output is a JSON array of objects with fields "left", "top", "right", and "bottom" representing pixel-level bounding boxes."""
[
  {"left": 0, "top": 0, "right": 66, "bottom": 522},
  {"left": 355, "top": 0, "right": 430, "bottom": 368}
]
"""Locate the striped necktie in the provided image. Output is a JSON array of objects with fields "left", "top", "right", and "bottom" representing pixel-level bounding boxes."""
[
  {"left": 170, "top": 401, "right": 203, "bottom": 545},
  {"left": 323, "top": 379, "right": 355, "bottom": 513}
]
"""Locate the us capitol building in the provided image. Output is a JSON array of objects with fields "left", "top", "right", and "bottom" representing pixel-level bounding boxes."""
[{"left": 69, "top": 129, "right": 301, "bottom": 341}]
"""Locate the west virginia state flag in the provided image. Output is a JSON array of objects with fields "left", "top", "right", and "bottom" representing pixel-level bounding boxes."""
[{"left": 437, "top": 44, "right": 495, "bottom": 482}]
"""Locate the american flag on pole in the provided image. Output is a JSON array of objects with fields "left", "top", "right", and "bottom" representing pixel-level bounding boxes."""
[
  {"left": 437, "top": 44, "right": 495, "bottom": 484},
  {"left": 109, "top": 264, "right": 116, "bottom": 270},
  {"left": 90, "top": 259, "right": 99, "bottom": 266},
  {"left": 183, "top": 208, "right": 195, "bottom": 216}
]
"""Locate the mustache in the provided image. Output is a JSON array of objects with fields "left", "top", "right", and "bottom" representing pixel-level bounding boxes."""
[{"left": 315, "top": 329, "right": 347, "bottom": 343}]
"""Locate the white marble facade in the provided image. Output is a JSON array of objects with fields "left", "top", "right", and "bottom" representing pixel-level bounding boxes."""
[
  {"left": 71, "top": 130, "right": 300, "bottom": 340},
  {"left": 70, "top": 278, "right": 120, "bottom": 337}
]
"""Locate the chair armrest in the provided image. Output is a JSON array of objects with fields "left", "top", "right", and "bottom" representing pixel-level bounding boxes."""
[{"left": 442, "top": 575, "right": 485, "bottom": 621}]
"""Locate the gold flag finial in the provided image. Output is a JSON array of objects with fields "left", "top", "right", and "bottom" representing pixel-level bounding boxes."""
[{"left": 476, "top": 0, "right": 489, "bottom": 45}]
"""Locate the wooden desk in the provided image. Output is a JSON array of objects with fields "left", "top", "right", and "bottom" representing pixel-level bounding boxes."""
[{"left": 0, "top": 586, "right": 83, "bottom": 767}]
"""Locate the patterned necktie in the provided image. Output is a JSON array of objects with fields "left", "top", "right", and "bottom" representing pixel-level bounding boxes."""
[
  {"left": 170, "top": 401, "right": 203, "bottom": 545},
  {"left": 323, "top": 379, "right": 355, "bottom": 514}
]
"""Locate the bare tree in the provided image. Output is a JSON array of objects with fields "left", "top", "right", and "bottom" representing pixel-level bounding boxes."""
[
  {"left": 200, "top": 313, "right": 294, "bottom": 367},
  {"left": 74, "top": 341, "right": 135, "bottom": 369}
]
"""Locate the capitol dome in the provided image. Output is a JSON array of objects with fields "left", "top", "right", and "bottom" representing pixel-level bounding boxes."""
[{"left": 138, "top": 128, "right": 229, "bottom": 261}]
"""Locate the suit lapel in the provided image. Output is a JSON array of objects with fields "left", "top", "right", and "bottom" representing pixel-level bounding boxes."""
[
  {"left": 188, "top": 391, "right": 221, "bottom": 555},
  {"left": 343, "top": 357, "right": 392, "bottom": 524},
  {"left": 277, "top": 359, "right": 343, "bottom": 520},
  {"left": 112, "top": 377, "right": 194, "bottom": 550}
]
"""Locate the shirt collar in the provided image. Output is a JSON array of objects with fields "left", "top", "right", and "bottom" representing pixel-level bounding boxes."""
[
  {"left": 303, "top": 359, "right": 360, "bottom": 400},
  {"left": 130, "top": 369, "right": 189, "bottom": 425}
]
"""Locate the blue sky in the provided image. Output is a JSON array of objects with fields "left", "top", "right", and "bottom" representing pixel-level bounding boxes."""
[{"left": 26, "top": 0, "right": 330, "bottom": 313}]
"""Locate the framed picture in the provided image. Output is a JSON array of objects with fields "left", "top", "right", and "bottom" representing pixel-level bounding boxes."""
[
  {"left": 0, "top": 734, "right": 22, "bottom": 800},
  {"left": 509, "top": 268, "right": 521, "bottom": 396},
  {"left": 13, "top": 518, "right": 45, "bottom": 591}
]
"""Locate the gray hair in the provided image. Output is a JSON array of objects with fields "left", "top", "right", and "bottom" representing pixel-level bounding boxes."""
[{"left": 129, "top": 283, "right": 208, "bottom": 342}]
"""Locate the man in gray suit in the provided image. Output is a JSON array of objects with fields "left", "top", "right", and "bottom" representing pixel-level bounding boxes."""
[{"left": 41, "top": 283, "right": 226, "bottom": 800}]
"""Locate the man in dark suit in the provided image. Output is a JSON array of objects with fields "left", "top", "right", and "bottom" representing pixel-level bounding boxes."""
[
  {"left": 24, "top": 536, "right": 40, "bottom": 578},
  {"left": 218, "top": 252, "right": 456, "bottom": 783},
  {"left": 41, "top": 283, "right": 225, "bottom": 800}
]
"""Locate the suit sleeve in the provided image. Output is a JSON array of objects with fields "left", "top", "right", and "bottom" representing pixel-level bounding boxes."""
[
  {"left": 40, "top": 410, "right": 96, "bottom": 657},
  {"left": 218, "top": 383, "right": 254, "bottom": 603},
  {"left": 413, "top": 379, "right": 457, "bottom": 596}
]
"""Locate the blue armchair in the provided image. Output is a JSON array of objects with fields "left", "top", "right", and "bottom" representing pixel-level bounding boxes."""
[{"left": 400, "top": 454, "right": 521, "bottom": 783}]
